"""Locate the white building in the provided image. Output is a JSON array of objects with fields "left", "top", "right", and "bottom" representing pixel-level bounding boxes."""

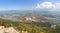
[
  {"left": 51, "top": 24, "right": 56, "bottom": 29},
  {"left": 26, "top": 17, "right": 32, "bottom": 21}
]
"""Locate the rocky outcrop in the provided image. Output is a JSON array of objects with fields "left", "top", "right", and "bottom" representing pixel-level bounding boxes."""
[{"left": 0, "top": 26, "right": 19, "bottom": 33}]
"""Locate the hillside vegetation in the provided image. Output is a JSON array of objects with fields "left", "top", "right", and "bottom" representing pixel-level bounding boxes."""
[{"left": 0, "top": 19, "right": 60, "bottom": 33}]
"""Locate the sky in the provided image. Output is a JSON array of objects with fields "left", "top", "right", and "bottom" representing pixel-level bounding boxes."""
[{"left": 0, "top": 0, "right": 60, "bottom": 11}]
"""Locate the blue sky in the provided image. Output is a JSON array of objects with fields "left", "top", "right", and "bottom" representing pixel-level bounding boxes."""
[
  {"left": 0, "top": 0, "right": 38, "bottom": 10},
  {"left": 0, "top": 0, "right": 60, "bottom": 10}
]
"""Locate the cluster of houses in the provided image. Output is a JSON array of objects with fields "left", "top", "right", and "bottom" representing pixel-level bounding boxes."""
[{"left": 0, "top": 14, "right": 49, "bottom": 22}]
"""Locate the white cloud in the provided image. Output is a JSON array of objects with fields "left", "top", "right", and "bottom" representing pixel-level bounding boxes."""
[
  {"left": 36, "top": 2, "right": 55, "bottom": 9},
  {"left": 35, "top": 2, "right": 60, "bottom": 11}
]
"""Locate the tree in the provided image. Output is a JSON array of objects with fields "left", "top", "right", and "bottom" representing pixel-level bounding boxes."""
[{"left": 0, "top": 19, "right": 4, "bottom": 26}]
